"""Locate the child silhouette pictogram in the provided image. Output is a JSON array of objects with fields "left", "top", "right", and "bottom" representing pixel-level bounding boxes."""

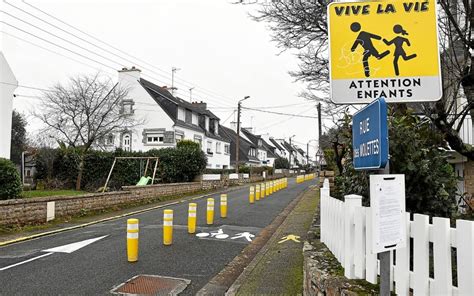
[
  {"left": 383, "top": 25, "right": 417, "bottom": 76},
  {"left": 350, "top": 22, "right": 390, "bottom": 77}
]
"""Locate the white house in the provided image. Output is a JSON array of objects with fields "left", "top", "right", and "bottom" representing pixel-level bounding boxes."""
[
  {"left": 105, "top": 67, "right": 230, "bottom": 169},
  {"left": 241, "top": 128, "right": 277, "bottom": 167},
  {"left": 0, "top": 52, "right": 17, "bottom": 159}
]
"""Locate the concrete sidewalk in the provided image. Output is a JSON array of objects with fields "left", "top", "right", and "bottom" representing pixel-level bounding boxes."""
[{"left": 227, "top": 185, "right": 319, "bottom": 295}]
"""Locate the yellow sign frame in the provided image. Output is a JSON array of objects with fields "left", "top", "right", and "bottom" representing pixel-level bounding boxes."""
[{"left": 327, "top": 0, "right": 442, "bottom": 104}]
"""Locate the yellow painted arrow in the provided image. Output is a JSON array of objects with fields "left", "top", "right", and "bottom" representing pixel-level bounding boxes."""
[{"left": 278, "top": 234, "right": 301, "bottom": 244}]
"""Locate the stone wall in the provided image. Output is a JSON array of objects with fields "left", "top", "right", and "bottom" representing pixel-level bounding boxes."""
[
  {"left": 0, "top": 176, "right": 292, "bottom": 227},
  {"left": 1, "top": 181, "right": 206, "bottom": 227}
]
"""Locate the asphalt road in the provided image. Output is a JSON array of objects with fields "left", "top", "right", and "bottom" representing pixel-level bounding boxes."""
[{"left": 0, "top": 178, "right": 311, "bottom": 295}]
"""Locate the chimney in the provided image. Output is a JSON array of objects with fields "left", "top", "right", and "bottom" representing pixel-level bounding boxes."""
[
  {"left": 118, "top": 66, "right": 141, "bottom": 88},
  {"left": 192, "top": 101, "right": 207, "bottom": 110},
  {"left": 230, "top": 121, "right": 237, "bottom": 132}
]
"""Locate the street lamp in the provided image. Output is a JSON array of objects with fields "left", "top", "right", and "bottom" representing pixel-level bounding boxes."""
[{"left": 236, "top": 96, "right": 250, "bottom": 173}]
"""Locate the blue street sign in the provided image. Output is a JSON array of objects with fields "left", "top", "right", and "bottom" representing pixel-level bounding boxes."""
[{"left": 352, "top": 98, "right": 388, "bottom": 170}]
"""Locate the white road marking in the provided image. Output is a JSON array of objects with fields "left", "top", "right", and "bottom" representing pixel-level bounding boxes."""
[
  {"left": 43, "top": 235, "right": 108, "bottom": 253},
  {"left": 0, "top": 252, "right": 53, "bottom": 271},
  {"left": 0, "top": 235, "right": 109, "bottom": 272}
]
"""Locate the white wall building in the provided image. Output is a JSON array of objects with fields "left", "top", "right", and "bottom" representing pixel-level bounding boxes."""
[
  {"left": 0, "top": 52, "right": 17, "bottom": 159},
  {"left": 104, "top": 67, "right": 230, "bottom": 169}
]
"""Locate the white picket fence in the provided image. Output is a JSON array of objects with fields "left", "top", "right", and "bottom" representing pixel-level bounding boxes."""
[{"left": 320, "top": 179, "right": 474, "bottom": 296}]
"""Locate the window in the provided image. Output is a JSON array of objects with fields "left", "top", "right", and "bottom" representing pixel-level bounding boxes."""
[
  {"left": 215, "top": 121, "right": 219, "bottom": 135},
  {"left": 248, "top": 148, "right": 256, "bottom": 157},
  {"left": 123, "top": 134, "right": 131, "bottom": 152},
  {"left": 258, "top": 139, "right": 263, "bottom": 147},
  {"left": 146, "top": 133, "right": 164, "bottom": 144},
  {"left": 216, "top": 142, "right": 221, "bottom": 154},
  {"left": 175, "top": 133, "right": 184, "bottom": 143},
  {"left": 205, "top": 116, "right": 210, "bottom": 131},
  {"left": 185, "top": 109, "right": 192, "bottom": 123},
  {"left": 192, "top": 113, "right": 199, "bottom": 125},
  {"left": 194, "top": 135, "right": 202, "bottom": 147},
  {"left": 207, "top": 140, "right": 213, "bottom": 154},
  {"left": 104, "top": 134, "right": 114, "bottom": 145},
  {"left": 122, "top": 100, "right": 134, "bottom": 115},
  {"left": 224, "top": 144, "right": 230, "bottom": 154},
  {"left": 215, "top": 164, "right": 221, "bottom": 168},
  {"left": 177, "top": 107, "right": 185, "bottom": 121}
]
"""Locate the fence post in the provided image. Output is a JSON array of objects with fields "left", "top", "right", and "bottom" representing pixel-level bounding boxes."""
[
  {"left": 320, "top": 182, "right": 330, "bottom": 244},
  {"left": 323, "top": 178, "right": 329, "bottom": 188},
  {"left": 456, "top": 219, "right": 474, "bottom": 295},
  {"left": 344, "top": 194, "right": 362, "bottom": 279}
]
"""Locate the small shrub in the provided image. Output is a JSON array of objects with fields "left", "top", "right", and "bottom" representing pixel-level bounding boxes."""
[{"left": 0, "top": 158, "right": 22, "bottom": 199}]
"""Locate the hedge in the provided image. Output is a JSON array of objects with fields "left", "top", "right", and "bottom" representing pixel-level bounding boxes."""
[
  {"left": 35, "top": 143, "right": 207, "bottom": 191},
  {"left": 0, "top": 158, "right": 22, "bottom": 199}
]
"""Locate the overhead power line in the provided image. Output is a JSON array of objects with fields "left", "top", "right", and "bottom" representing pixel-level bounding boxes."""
[
  {"left": 20, "top": 0, "right": 238, "bottom": 105},
  {"left": 241, "top": 106, "right": 321, "bottom": 119}
]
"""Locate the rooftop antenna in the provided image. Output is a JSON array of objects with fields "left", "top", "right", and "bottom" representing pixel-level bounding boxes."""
[
  {"left": 189, "top": 87, "right": 194, "bottom": 102},
  {"left": 171, "top": 67, "right": 181, "bottom": 95}
]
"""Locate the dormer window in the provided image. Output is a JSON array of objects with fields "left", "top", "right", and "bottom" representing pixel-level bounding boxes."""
[
  {"left": 192, "top": 113, "right": 199, "bottom": 125},
  {"left": 205, "top": 116, "right": 210, "bottom": 131},
  {"left": 215, "top": 121, "right": 219, "bottom": 135},
  {"left": 258, "top": 139, "right": 263, "bottom": 147},
  {"left": 177, "top": 107, "right": 185, "bottom": 121}
]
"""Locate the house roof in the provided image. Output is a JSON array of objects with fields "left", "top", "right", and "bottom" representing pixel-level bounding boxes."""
[
  {"left": 139, "top": 78, "right": 226, "bottom": 141},
  {"left": 269, "top": 138, "right": 284, "bottom": 151},
  {"left": 281, "top": 141, "right": 296, "bottom": 153},
  {"left": 241, "top": 129, "right": 278, "bottom": 159},
  {"left": 219, "top": 125, "right": 259, "bottom": 163},
  {"left": 297, "top": 148, "right": 305, "bottom": 156}
]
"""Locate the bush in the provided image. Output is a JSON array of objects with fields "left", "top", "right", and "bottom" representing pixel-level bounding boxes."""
[
  {"left": 334, "top": 108, "right": 459, "bottom": 218},
  {"left": 34, "top": 145, "right": 208, "bottom": 191},
  {"left": 0, "top": 158, "right": 22, "bottom": 199},
  {"left": 274, "top": 157, "right": 289, "bottom": 169}
]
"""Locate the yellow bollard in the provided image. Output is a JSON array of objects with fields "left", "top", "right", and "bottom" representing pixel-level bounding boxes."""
[
  {"left": 266, "top": 182, "right": 270, "bottom": 196},
  {"left": 255, "top": 184, "right": 260, "bottom": 201},
  {"left": 261, "top": 183, "right": 265, "bottom": 199},
  {"left": 188, "top": 203, "right": 197, "bottom": 234},
  {"left": 220, "top": 194, "right": 228, "bottom": 218},
  {"left": 163, "top": 209, "right": 173, "bottom": 245},
  {"left": 270, "top": 181, "right": 274, "bottom": 195},
  {"left": 207, "top": 198, "right": 214, "bottom": 225},
  {"left": 127, "top": 218, "right": 139, "bottom": 262},
  {"left": 249, "top": 186, "right": 255, "bottom": 204}
]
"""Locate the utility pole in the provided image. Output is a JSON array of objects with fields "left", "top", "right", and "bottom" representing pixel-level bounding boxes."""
[
  {"left": 236, "top": 96, "right": 250, "bottom": 173},
  {"left": 307, "top": 142, "right": 309, "bottom": 165},
  {"left": 289, "top": 135, "right": 295, "bottom": 169},
  {"left": 317, "top": 103, "right": 322, "bottom": 148},
  {"left": 171, "top": 67, "right": 180, "bottom": 95}
]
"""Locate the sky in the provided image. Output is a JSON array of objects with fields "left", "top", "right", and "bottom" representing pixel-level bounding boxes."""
[{"left": 1, "top": 0, "right": 324, "bottom": 156}]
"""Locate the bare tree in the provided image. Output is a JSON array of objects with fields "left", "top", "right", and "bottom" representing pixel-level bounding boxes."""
[
  {"left": 423, "top": 0, "right": 474, "bottom": 159},
  {"left": 35, "top": 73, "right": 139, "bottom": 190},
  {"left": 246, "top": 1, "right": 474, "bottom": 160}
]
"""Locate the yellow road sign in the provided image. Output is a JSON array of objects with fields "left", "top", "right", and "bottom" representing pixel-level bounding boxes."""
[{"left": 328, "top": 0, "right": 442, "bottom": 104}]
